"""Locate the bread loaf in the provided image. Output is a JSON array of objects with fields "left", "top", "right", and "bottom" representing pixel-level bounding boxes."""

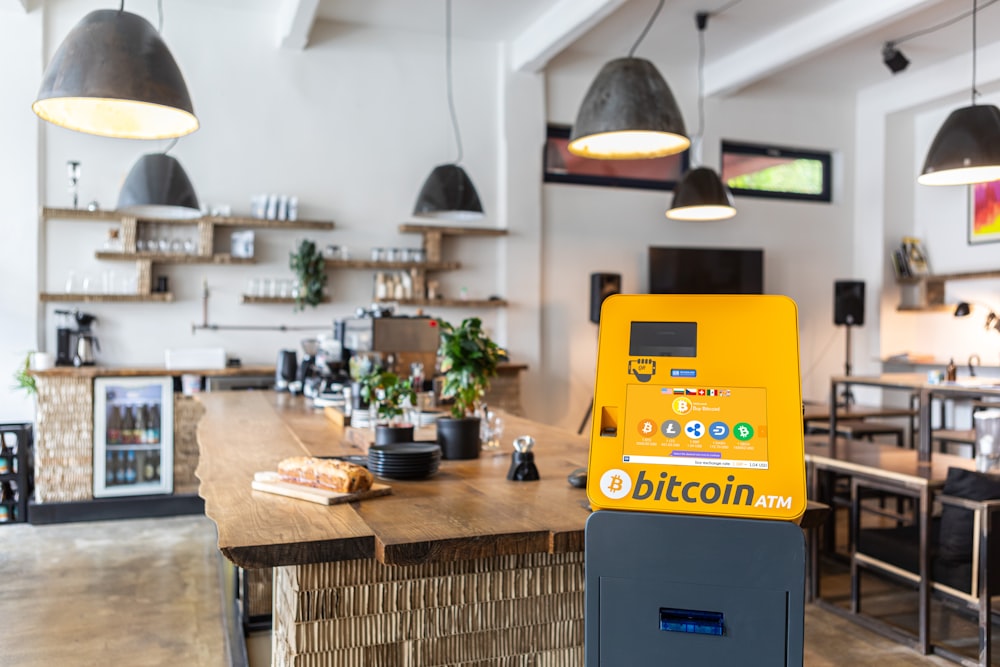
[{"left": 277, "top": 456, "right": 373, "bottom": 493}]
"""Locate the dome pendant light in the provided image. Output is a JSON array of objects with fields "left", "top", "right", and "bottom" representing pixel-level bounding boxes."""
[
  {"left": 117, "top": 147, "right": 200, "bottom": 220},
  {"left": 33, "top": 8, "right": 198, "bottom": 140},
  {"left": 667, "top": 13, "right": 735, "bottom": 221},
  {"left": 918, "top": 0, "right": 1000, "bottom": 186},
  {"left": 569, "top": 0, "right": 689, "bottom": 160},
  {"left": 412, "top": 0, "right": 484, "bottom": 221}
]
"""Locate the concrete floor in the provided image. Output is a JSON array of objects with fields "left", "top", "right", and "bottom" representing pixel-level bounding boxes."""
[
  {"left": 0, "top": 515, "right": 229, "bottom": 667},
  {"left": 0, "top": 514, "right": 973, "bottom": 666}
]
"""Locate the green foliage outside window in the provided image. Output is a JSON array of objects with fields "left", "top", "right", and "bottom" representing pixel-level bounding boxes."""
[{"left": 726, "top": 159, "right": 823, "bottom": 196}]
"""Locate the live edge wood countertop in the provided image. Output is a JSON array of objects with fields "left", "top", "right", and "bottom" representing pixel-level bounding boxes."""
[{"left": 195, "top": 391, "right": 591, "bottom": 570}]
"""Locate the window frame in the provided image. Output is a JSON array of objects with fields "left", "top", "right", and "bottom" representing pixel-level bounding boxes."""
[{"left": 721, "top": 140, "right": 832, "bottom": 203}]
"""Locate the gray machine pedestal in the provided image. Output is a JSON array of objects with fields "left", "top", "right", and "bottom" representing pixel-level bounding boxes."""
[{"left": 586, "top": 510, "right": 805, "bottom": 666}]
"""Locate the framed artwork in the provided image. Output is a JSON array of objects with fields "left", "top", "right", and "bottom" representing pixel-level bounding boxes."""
[
  {"left": 542, "top": 124, "right": 686, "bottom": 191},
  {"left": 970, "top": 180, "right": 1000, "bottom": 245}
]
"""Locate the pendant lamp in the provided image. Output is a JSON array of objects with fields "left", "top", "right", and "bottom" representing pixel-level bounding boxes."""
[
  {"left": 568, "top": 0, "right": 689, "bottom": 160},
  {"left": 412, "top": 0, "right": 483, "bottom": 221},
  {"left": 667, "top": 13, "right": 735, "bottom": 221},
  {"left": 33, "top": 9, "right": 198, "bottom": 140},
  {"left": 117, "top": 152, "right": 200, "bottom": 219},
  {"left": 918, "top": 0, "right": 1000, "bottom": 186}
]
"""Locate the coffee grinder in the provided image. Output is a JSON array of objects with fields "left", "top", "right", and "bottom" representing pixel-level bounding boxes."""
[{"left": 55, "top": 309, "right": 75, "bottom": 366}]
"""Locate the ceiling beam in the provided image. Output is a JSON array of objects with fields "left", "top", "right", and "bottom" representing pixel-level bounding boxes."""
[
  {"left": 511, "top": 0, "right": 627, "bottom": 73},
  {"left": 0, "top": 0, "right": 29, "bottom": 12},
  {"left": 703, "top": 0, "right": 946, "bottom": 97},
  {"left": 277, "top": 0, "right": 319, "bottom": 50}
]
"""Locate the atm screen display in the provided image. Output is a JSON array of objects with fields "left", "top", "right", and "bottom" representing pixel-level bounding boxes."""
[
  {"left": 629, "top": 322, "right": 697, "bottom": 358},
  {"left": 622, "top": 384, "right": 769, "bottom": 470}
]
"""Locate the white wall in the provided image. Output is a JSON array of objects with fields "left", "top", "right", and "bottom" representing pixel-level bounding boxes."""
[
  {"left": 538, "top": 50, "right": 857, "bottom": 430},
  {"left": 34, "top": 0, "right": 506, "bottom": 377},
  {"left": 0, "top": 5, "right": 42, "bottom": 420},
  {"left": 855, "top": 40, "right": 1000, "bottom": 376}
]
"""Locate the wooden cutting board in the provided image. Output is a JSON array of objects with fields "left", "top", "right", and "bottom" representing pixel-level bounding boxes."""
[{"left": 251, "top": 471, "right": 392, "bottom": 505}]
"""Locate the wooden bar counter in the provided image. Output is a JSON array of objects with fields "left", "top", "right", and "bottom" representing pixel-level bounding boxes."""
[{"left": 196, "top": 391, "right": 592, "bottom": 666}]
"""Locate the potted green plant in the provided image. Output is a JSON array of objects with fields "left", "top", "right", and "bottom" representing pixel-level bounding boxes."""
[
  {"left": 435, "top": 317, "right": 501, "bottom": 459},
  {"left": 289, "top": 238, "right": 327, "bottom": 311},
  {"left": 359, "top": 370, "right": 417, "bottom": 445},
  {"left": 12, "top": 353, "right": 37, "bottom": 397}
]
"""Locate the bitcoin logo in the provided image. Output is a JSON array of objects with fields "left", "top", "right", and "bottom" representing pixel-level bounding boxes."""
[
  {"left": 734, "top": 422, "right": 754, "bottom": 441},
  {"left": 672, "top": 397, "right": 692, "bottom": 415},
  {"left": 638, "top": 419, "right": 656, "bottom": 436},
  {"left": 599, "top": 469, "right": 632, "bottom": 499}
]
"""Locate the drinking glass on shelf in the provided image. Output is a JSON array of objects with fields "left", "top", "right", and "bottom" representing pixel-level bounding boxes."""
[
  {"left": 268, "top": 278, "right": 278, "bottom": 298},
  {"left": 278, "top": 279, "right": 291, "bottom": 298},
  {"left": 157, "top": 225, "right": 171, "bottom": 254},
  {"left": 371, "top": 247, "right": 384, "bottom": 262},
  {"left": 169, "top": 226, "right": 183, "bottom": 254},
  {"left": 64, "top": 271, "right": 77, "bottom": 293},
  {"left": 247, "top": 278, "right": 259, "bottom": 297},
  {"left": 183, "top": 236, "right": 196, "bottom": 255}
]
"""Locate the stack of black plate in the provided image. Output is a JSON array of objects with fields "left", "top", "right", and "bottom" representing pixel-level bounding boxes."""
[{"left": 367, "top": 442, "right": 442, "bottom": 480}]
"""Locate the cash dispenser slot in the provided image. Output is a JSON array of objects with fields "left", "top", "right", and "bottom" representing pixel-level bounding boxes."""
[
  {"left": 599, "top": 406, "right": 618, "bottom": 437},
  {"left": 659, "top": 608, "right": 724, "bottom": 636}
]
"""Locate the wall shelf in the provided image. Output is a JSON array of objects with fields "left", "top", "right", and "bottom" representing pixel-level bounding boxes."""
[
  {"left": 39, "top": 293, "right": 175, "bottom": 303},
  {"left": 239, "top": 295, "right": 331, "bottom": 305},
  {"left": 375, "top": 298, "right": 507, "bottom": 308},
  {"left": 897, "top": 269, "right": 1000, "bottom": 311},
  {"left": 43, "top": 207, "right": 334, "bottom": 230},
  {"left": 324, "top": 259, "right": 460, "bottom": 271},
  {"left": 95, "top": 252, "right": 255, "bottom": 265}
]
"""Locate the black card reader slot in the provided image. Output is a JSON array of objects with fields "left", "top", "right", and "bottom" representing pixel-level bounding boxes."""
[{"left": 659, "top": 607, "right": 724, "bottom": 636}]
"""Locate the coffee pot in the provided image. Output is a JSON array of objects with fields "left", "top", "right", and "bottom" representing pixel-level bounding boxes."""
[{"left": 74, "top": 332, "right": 100, "bottom": 367}]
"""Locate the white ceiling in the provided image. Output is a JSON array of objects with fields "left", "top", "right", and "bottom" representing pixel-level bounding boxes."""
[{"left": 311, "top": 0, "right": 1000, "bottom": 96}]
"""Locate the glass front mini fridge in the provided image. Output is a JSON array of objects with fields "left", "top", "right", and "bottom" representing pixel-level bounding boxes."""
[{"left": 94, "top": 377, "right": 174, "bottom": 497}]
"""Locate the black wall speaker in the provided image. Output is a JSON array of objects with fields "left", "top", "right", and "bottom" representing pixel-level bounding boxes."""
[
  {"left": 590, "top": 273, "right": 621, "bottom": 324},
  {"left": 834, "top": 280, "right": 865, "bottom": 326}
]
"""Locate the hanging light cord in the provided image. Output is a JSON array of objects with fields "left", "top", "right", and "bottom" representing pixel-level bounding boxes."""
[
  {"left": 158, "top": 0, "right": 164, "bottom": 33},
  {"left": 710, "top": 0, "right": 743, "bottom": 14},
  {"left": 163, "top": 137, "right": 179, "bottom": 155},
  {"left": 445, "top": 0, "right": 463, "bottom": 165},
  {"left": 889, "top": 0, "right": 997, "bottom": 47},
  {"left": 119, "top": 0, "right": 124, "bottom": 10},
  {"left": 972, "top": 0, "right": 979, "bottom": 104},
  {"left": 696, "top": 21, "right": 706, "bottom": 141},
  {"left": 628, "top": 0, "right": 665, "bottom": 57}
]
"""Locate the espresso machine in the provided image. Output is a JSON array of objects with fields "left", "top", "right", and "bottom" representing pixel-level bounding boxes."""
[
  {"left": 340, "top": 310, "right": 440, "bottom": 380},
  {"left": 55, "top": 309, "right": 99, "bottom": 366}
]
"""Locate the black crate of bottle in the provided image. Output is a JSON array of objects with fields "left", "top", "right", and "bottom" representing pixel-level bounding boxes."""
[{"left": 0, "top": 423, "right": 32, "bottom": 524}]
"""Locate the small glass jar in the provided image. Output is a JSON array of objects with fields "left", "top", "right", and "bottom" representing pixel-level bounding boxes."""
[{"left": 371, "top": 247, "right": 384, "bottom": 262}]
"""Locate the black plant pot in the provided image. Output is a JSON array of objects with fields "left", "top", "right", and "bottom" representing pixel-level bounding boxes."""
[
  {"left": 436, "top": 417, "right": 481, "bottom": 460},
  {"left": 374, "top": 424, "right": 414, "bottom": 446}
]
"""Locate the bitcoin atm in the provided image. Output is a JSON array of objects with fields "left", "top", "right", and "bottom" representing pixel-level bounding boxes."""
[{"left": 585, "top": 295, "right": 807, "bottom": 666}]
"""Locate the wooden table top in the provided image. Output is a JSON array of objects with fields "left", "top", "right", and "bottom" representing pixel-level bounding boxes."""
[
  {"left": 801, "top": 404, "right": 916, "bottom": 422},
  {"left": 195, "top": 392, "right": 592, "bottom": 569},
  {"left": 803, "top": 434, "right": 975, "bottom": 488},
  {"left": 33, "top": 365, "right": 274, "bottom": 378}
]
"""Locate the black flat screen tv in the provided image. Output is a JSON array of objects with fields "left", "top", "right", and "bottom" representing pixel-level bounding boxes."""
[{"left": 648, "top": 246, "right": 764, "bottom": 295}]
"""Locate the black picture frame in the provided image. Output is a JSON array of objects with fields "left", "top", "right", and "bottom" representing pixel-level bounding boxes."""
[{"left": 542, "top": 124, "right": 687, "bottom": 191}]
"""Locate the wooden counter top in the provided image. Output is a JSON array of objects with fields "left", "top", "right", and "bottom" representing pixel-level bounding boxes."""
[
  {"left": 195, "top": 392, "right": 591, "bottom": 569},
  {"left": 33, "top": 365, "right": 274, "bottom": 378}
]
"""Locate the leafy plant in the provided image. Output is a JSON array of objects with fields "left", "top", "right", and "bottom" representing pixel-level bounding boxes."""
[
  {"left": 289, "top": 239, "right": 327, "bottom": 311},
  {"left": 12, "top": 353, "right": 36, "bottom": 396},
  {"left": 437, "top": 317, "right": 501, "bottom": 418},
  {"left": 359, "top": 370, "right": 416, "bottom": 424}
]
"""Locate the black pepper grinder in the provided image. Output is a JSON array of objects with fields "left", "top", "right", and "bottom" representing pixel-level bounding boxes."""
[{"left": 507, "top": 435, "right": 540, "bottom": 481}]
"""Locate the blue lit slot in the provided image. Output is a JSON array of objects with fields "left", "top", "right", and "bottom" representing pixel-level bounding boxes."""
[{"left": 659, "top": 607, "right": 724, "bottom": 636}]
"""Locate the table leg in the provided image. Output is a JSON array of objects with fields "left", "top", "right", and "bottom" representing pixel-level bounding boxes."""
[
  {"left": 918, "top": 389, "right": 932, "bottom": 463},
  {"left": 850, "top": 477, "right": 861, "bottom": 615},
  {"left": 830, "top": 381, "right": 840, "bottom": 457},
  {"left": 918, "top": 487, "right": 931, "bottom": 654}
]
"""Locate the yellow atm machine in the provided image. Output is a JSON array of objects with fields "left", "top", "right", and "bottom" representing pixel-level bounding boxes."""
[{"left": 585, "top": 294, "right": 807, "bottom": 666}]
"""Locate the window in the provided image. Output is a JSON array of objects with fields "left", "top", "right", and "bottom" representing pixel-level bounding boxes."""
[
  {"left": 721, "top": 141, "right": 832, "bottom": 203},
  {"left": 543, "top": 124, "right": 686, "bottom": 191}
]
